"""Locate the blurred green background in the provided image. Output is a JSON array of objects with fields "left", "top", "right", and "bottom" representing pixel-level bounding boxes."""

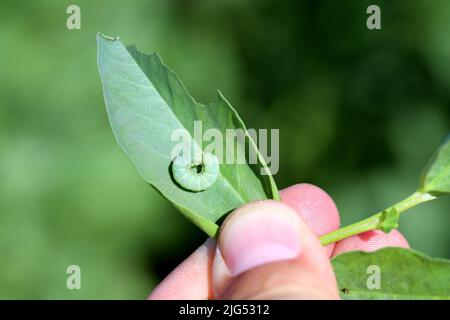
[{"left": 0, "top": 0, "right": 449, "bottom": 299}]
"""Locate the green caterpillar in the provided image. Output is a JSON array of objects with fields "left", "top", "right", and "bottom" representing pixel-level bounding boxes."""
[{"left": 171, "top": 152, "right": 219, "bottom": 192}]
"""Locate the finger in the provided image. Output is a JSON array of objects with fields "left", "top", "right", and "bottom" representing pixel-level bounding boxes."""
[
  {"left": 221, "top": 261, "right": 338, "bottom": 299},
  {"left": 213, "top": 200, "right": 339, "bottom": 299},
  {"left": 148, "top": 183, "right": 341, "bottom": 299},
  {"left": 280, "top": 183, "right": 340, "bottom": 256},
  {"left": 148, "top": 238, "right": 215, "bottom": 300},
  {"left": 332, "top": 229, "right": 410, "bottom": 258}
]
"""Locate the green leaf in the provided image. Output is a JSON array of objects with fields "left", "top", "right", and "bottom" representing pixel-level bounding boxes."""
[
  {"left": 96, "top": 33, "right": 279, "bottom": 237},
  {"left": 420, "top": 135, "right": 450, "bottom": 196},
  {"left": 332, "top": 247, "right": 450, "bottom": 299},
  {"left": 377, "top": 207, "right": 399, "bottom": 233}
]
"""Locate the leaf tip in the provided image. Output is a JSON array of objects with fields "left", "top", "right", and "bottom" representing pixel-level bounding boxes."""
[{"left": 419, "top": 133, "right": 450, "bottom": 196}]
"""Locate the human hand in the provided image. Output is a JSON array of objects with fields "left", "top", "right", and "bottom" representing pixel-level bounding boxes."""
[{"left": 149, "top": 183, "right": 409, "bottom": 299}]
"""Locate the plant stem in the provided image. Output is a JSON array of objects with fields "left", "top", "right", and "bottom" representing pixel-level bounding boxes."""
[{"left": 319, "top": 191, "right": 436, "bottom": 246}]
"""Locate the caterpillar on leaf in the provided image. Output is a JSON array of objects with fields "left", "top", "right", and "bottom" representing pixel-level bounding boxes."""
[{"left": 171, "top": 152, "right": 219, "bottom": 192}]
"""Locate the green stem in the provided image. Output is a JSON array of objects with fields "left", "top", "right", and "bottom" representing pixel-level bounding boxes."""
[{"left": 319, "top": 191, "right": 436, "bottom": 246}]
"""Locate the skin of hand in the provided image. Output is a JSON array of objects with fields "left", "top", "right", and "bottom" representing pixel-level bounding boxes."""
[{"left": 148, "top": 183, "right": 409, "bottom": 300}]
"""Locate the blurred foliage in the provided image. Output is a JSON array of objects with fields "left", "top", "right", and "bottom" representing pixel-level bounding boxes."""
[{"left": 0, "top": 0, "right": 448, "bottom": 298}]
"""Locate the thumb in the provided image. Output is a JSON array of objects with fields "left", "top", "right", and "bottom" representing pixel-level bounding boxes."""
[{"left": 212, "top": 200, "right": 339, "bottom": 299}]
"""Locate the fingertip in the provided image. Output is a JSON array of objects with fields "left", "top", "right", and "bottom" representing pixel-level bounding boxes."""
[
  {"left": 218, "top": 200, "right": 303, "bottom": 276},
  {"left": 280, "top": 184, "right": 340, "bottom": 256},
  {"left": 213, "top": 199, "right": 337, "bottom": 298},
  {"left": 332, "top": 229, "right": 410, "bottom": 257},
  {"left": 280, "top": 184, "right": 340, "bottom": 236}
]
